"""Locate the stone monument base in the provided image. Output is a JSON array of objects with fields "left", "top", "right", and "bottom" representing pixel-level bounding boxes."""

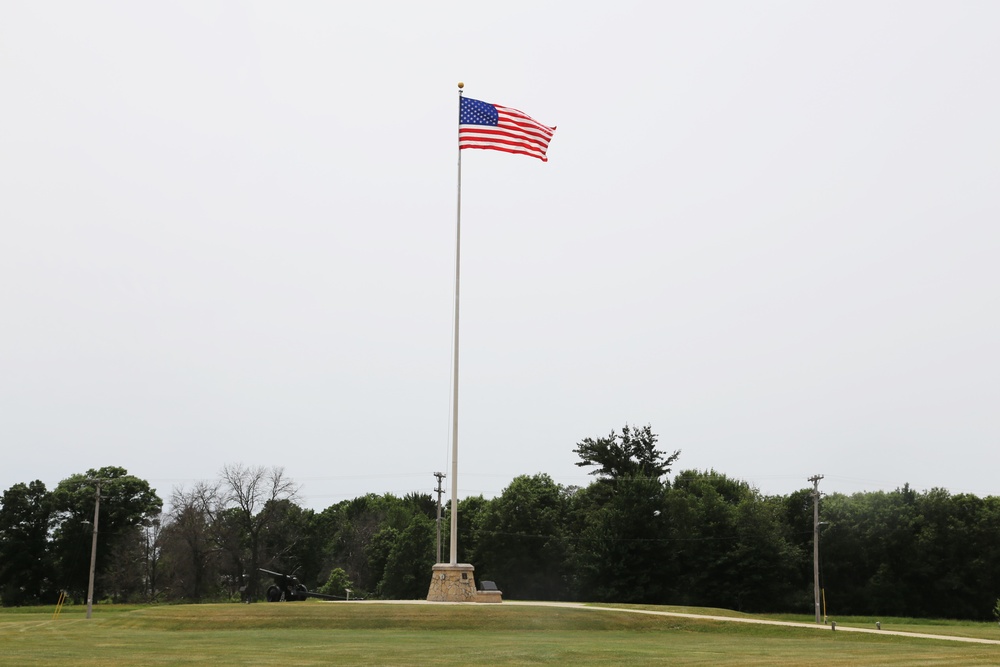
[{"left": 426, "top": 563, "right": 501, "bottom": 603}]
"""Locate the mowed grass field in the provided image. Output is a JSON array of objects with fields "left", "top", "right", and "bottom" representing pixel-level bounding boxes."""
[{"left": 2, "top": 601, "right": 999, "bottom": 666}]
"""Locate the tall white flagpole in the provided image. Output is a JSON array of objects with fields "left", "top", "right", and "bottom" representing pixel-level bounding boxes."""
[{"left": 449, "top": 82, "right": 464, "bottom": 565}]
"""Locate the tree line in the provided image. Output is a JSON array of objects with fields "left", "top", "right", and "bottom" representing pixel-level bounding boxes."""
[{"left": 2, "top": 425, "right": 999, "bottom": 620}]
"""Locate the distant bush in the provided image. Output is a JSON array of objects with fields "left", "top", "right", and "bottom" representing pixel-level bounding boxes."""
[{"left": 318, "top": 568, "right": 353, "bottom": 598}]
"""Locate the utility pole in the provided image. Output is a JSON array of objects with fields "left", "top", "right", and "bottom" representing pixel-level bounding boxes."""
[
  {"left": 86, "top": 479, "right": 102, "bottom": 620},
  {"left": 808, "top": 474, "right": 824, "bottom": 624},
  {"left": 433, "top": 472, "right": 446, "bottom": 564}
]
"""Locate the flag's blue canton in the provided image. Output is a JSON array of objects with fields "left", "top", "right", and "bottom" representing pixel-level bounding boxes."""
[{"left": 460, "top": 98, "right": 499, "bottom": 126}]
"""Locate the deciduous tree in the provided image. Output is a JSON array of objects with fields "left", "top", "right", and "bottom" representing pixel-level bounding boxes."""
[
  {"left": 0, "top": 481, "right": 53, "bottom": 605},
  {"left": 217, "top": 464, "right": 299, "bottom": 601},
  {"left": 49, "top": 467, "right": 161, "bottom": 602},
  {"left": 573, "top": 424, "right": 679, "bottom": 485},
  {"left": 473, "top": 474, "right": 571, "bottom": 600}
]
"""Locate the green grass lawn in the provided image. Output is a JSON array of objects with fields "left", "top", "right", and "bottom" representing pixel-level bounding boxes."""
[{"left": 2, "top": 601, "right": 998, "bottom": 666}]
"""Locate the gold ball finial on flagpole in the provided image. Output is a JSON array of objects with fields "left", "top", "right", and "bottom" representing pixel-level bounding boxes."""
[{"left": 457, "top": 82, "right": 464, "bottom": 89}]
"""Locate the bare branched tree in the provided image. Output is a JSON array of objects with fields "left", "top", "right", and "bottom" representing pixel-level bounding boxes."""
[{"left": 218, "top": 464, "right": 300, "bottom": 601}]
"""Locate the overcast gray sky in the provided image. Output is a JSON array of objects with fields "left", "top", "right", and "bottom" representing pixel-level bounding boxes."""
[{"left": 2, "top": 2, "right": 998, "bottom": 510}]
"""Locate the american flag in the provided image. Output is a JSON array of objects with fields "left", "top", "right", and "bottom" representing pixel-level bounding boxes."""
[{"left": 459, "top": 97, "right": 556, "bottom": 162}]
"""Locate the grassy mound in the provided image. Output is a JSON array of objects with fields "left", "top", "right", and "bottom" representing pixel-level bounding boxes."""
[{"left": 2, "top": 601, "right": 998, "bottom": 666}]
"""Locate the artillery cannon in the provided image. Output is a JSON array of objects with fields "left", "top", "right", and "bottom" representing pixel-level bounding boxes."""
[{"left": 258, "top": 568, "right": 359, "bottom": 602}]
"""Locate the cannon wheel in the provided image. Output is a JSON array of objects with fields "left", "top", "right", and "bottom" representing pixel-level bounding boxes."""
[{"left": 265, "top": 585, "right": 282, "bottom": 602}]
